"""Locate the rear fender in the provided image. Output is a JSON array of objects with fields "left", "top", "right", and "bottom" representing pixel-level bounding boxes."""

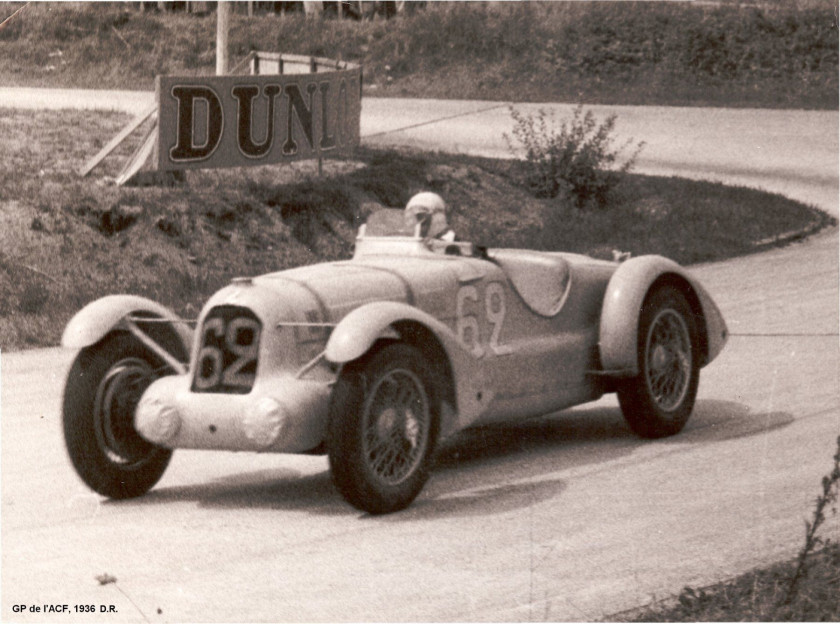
[
  {"left": 62, "top": 294, "right": 193, "bottom": 361},
  {"left": 325, "top": 301, "right": 487, "bottom": 437},
  {"left": 599, "top": 256, "right": 728, "bottom": 376}
]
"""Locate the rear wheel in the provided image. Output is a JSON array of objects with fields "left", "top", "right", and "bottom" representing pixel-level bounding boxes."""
[
  {"left": 63, "top": 332, "right": 177, "bottom": 499},
  {"left": 618, "top": 286, "right": 700, "bottom": 439},
  {"left": 327, "top": 343, "right": 440, "bottom": 514}
]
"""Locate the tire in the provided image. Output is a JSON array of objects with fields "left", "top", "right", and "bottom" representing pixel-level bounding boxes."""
[
  {"left": 617, "top": 286, "right": 700, "bottom": 439},
  {"left": 327, "top": 343, "right": 440, "bottom": 514},
  {"left": 63, "top": 332, "right": 177, "bottom": 499}
]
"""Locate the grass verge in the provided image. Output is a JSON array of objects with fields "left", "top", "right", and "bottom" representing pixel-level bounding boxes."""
[
  {"left": 0, "top": 1, "right": 836, "bottom": 109},
  {"left": 0, "top": 107, "right": 833, "bottom": 350},
  {"left": 619, "top": 435, "right": 840, "bottom": 621},
  {"left": 617, "top": 542, "right": 840, "bottom": 622}
]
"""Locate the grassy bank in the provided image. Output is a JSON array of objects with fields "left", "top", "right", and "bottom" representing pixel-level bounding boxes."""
[
  {"left": 619, "top": 543, "right": 840, "bottom": 621},
  {"left": 0, "top": 1, "right": 837, "bottom": 109},
  {"left": 0, "top": 107, "right": 832, "bottom": 350}
]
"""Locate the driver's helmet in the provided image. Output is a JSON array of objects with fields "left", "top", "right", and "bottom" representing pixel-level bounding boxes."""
[{"left": 404, "top": 192, "right": 449, "bottom": 239}]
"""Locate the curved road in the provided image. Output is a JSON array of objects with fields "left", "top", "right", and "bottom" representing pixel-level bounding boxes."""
[{"left": 1, "top": 90, "right": 838, "bottom": 622}]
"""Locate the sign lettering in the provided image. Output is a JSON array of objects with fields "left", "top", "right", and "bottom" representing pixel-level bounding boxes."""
[
  {"left": 168, "top": 85, "right": 224, "bottom": 162},
  {"left": 231, "top": 84, "right": 281, "bottom": 159},
  {"left": 157, "top": 66, "right": 361, "bottom": 171}
]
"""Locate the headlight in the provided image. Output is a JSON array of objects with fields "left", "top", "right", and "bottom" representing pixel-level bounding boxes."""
[
  {"left": 135, "top": 397, "right": 181, "bottom": 444},
  {"left": 242, "top": 397, "right": 286, "bottom": 449}
]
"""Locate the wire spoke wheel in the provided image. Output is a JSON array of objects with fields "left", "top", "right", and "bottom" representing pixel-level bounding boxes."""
[
  {"left": 327, "top": 343, "right": 440, "bottom": 514},
  {"left": 618, "top": 286, "right": 700, "bottom": 439},
  {"left": 644, "top": 309, "right": 692, "bottom": 413},
  {"left": 362, "top": 369, "right": 430, "bottom": 486}
]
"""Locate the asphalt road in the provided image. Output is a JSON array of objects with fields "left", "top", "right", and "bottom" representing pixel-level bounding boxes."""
[{"left": 1, "top": 89, "right": 838, "bottom": 622}]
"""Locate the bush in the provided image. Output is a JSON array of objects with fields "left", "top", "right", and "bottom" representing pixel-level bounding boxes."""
[{"left": 504, "top": 105, "right": 644, "bottom": 209}]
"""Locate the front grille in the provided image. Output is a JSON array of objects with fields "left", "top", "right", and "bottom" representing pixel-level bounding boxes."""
[{"left": 192, "top": 306, "right": 261, "bottom": 394}]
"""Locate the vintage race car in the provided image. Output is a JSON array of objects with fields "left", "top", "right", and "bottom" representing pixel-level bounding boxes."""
[{"left": 61, "top": 199, "right": 728, "bottom": 514}]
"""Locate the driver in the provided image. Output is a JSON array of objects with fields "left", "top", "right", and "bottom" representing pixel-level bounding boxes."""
[{"left": 404, "top": 192, "right": 456, "bottom": 242}]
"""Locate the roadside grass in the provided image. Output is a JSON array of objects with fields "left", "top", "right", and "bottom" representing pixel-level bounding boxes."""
[
  {"left": 618, "top": 542, "right": 840, "bottom": 622},
  {"left": 0, "top": 107, "right": 833, "bottom": 350},
  {"left": 619, "top": 436, "right": 840, "bottom": 622},
  {"left": 0, "top": 1, "right": 836, "bottom": 109}
]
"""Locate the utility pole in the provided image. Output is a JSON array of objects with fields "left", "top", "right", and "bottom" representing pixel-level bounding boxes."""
[{"left": 216, "top": 0, "right": 230, "bottom": 75}]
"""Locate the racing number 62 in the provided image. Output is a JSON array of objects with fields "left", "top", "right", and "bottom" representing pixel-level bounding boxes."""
[
  {"left": 195, "top": 316, "right": 261, "bottom": 391},
  {"left": 456, "top": 283, "right": 511, "bottom": 357}
]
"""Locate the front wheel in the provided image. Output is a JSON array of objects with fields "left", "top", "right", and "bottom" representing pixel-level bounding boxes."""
[
  {"left": 63, "top": 332, "right": 175, "bottom": 499},
  {"left": 327, "top": 343, "right": 440, "bottom": 514},
  {"left": 617, "top": 286, "right": 700, "bottom": 439}
]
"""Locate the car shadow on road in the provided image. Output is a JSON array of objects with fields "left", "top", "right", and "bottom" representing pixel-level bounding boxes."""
[
  {"left": 114, "top": 400, "right": 792, "bottom": 518},
  {"left": 384, "top": 399, "right": 793, "bottom": 521},
  {"left": 678, "top": 399, "right": 793, "bottom": 443},
  {"left": 378, "top": 408, "right": 639, "bottom": 521},
  {"left": 119, "top": 467, "right": 354, "bottom": 516}
]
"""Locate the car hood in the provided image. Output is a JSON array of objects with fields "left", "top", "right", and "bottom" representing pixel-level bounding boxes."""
[
  {"left": 261, "top": 261, "right": 413, "bottom": 320},
  {"left": 211, "top": 254, "right": 483, "bottom": 326}
]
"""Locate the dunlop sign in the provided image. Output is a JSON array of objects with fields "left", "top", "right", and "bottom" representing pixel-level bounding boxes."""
[{"left": 156, "top": 68, "right": 361, "bottom": 171}]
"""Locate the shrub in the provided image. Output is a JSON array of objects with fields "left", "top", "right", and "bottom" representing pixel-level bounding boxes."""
[{"left": 504, "top": 105, "right": 644, "bottom": 209}]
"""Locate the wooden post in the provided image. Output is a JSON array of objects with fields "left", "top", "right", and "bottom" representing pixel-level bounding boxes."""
[
  {"left": 79, "top": 105, "right": 157, "bottom": 177},
  {"left": 216, "top": 0, "right": 230, "bottom": 75},
  {"left": 310, "top": 55, "right": 322, "bottom": 176}
]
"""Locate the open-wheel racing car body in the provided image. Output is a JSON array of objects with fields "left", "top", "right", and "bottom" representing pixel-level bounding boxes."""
[{"left": 62, "top": 205, "right": 728, "bottom": 514}]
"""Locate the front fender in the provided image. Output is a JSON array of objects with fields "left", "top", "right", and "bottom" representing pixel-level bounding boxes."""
[
  {"left": 62, "top": 294, "right": 193, "bottom": 354},
  {"left": 325, "top": 301, "right": 490, "bottom": 436},
  {"left": 599, "top": 255, "right": 728, "bottom": 375},
  {"left": 325, "top": 301, "right": 458, "bottom": 364}
]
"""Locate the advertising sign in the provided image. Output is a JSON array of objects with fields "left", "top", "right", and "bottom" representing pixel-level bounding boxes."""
[{"left": 156, "top": 66, "right": 361, "bottom": 171}]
